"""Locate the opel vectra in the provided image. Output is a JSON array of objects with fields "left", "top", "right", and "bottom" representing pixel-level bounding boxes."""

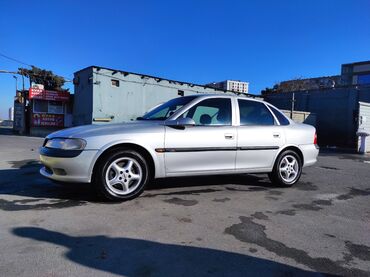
[{"left": 39, "top": 94, "right": 319, "bottom": 201}]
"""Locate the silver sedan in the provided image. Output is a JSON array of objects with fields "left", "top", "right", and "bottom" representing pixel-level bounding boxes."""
[{"left": 39, "top": 94, "right": 319, "bottom": 201}]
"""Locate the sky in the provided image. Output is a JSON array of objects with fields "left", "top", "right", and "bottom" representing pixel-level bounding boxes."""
[{"left": 0, "top": 0, "right": 370, "bottom": 119}]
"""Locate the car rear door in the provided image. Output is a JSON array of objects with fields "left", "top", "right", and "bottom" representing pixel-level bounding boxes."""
[
  {"left": 164, "top": 97, "right": 237, "bottom": 175},
  {"left": 236, "top": 99, "right": 285, "bottom": 170}
]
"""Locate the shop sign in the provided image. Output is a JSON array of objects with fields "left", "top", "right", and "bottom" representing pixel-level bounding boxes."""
[
  {"left": 32, "top": 113, "right": 64, "bottom": 127},
  {"left": 29, "top": 88, "right": 69, "bottom": 102},
  {"left": 13, "top": 102, "right": 25, "bottom": 132}
]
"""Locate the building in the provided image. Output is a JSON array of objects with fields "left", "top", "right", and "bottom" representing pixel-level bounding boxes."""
[
  {"left": 73, "top": 66, "right": 255, "bottom": 125},
  {"left": 263, "top": 60, "right": 370, "bottom": 152},
  {"left": 341, "top": 60, "right": 370, "bottom": 86},
  {"left": 263, "top": 60, "right": 370, "bottom": 94},
  {"left": 8, "top": 107, "right": 14, "bottom": 121},
  {"left": 13, "top": 85, "right": 73, "bottom": 136},
  {"left": 268, "top": 76, "right": 342, "bottom": 93},
  {"left": 206, "top": 80, "right": 249, "bottom": 94}
]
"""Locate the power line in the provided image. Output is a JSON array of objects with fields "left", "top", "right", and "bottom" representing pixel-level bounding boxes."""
[
  {"left": 0, "top": 52, "right": 32, "bottom": 67},
  {"left": 0, "top": 51, "right": 71, "bottom": 82}
]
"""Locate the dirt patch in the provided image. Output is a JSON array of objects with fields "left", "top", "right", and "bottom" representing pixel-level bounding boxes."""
[
  {"left": 336, "top": 188, "right": 370, "bottom": 200},
  {"left": 265, "top": 196, "right": 279, "bottom": 201},
  {"left": 276, "top": 209, "right": 296, "bottom": 216},
  {"left": 144, "top": 188, "right": 221, "bottom": 198},
  {"left": 292, "top": 203, "right": 322, "bottom": 211},
  {"left": 224, "top": 216, "right": 368, "bottom": 276},
  {"left": 294, "top": 182, "right": 318, "bottom": 191},
  {"left": 225, "top": 186, "right": 268, "bottom": 192},
  {"left": 345, "top": 241, "right": 370, "bottom": 262},
  {"left": 251, "top": 212, "right": 269, "bottom": 220},
  {"left": 0, "top": 198, "right": 86, "bottom": 211},
  {"left": 212, "top": 197, "right": 230, "bottom": 203},
  {"left": 8, "top": 159, "right": 40, "bottom": 169},
  {"left": 268, "top": 190, "right": 283, "bottom": 196},
  {"left": 319, "top": 166, "right": 340, "bottom": 170},
  {"left": 177, "top": 217, "right": 192, "bottom": 223},
  {"left": 163, "top": 197, "right": 198, "bottom": 206},
  {"left": 312, "top": 200, "right": 333, "bottom": 206}
]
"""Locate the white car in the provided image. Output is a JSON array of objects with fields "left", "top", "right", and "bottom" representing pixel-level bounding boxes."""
[{"left": 39, "top": 94, "right": 319, "bottom": 201}]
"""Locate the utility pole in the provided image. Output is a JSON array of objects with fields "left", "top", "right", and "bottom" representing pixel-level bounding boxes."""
[
  {"left": 290, "top": 92, "right": 295, "bottom": 119},
  {"left": 20, "top": 68, "right": 25, "bottom": 90}
]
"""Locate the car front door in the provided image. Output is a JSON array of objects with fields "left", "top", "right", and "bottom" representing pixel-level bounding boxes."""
[
  {"left": 164, "top": 97, "right": 237, "bottom": 175},
  {"left": 236, "top": 99, "right": 285, "bottom": 171}
]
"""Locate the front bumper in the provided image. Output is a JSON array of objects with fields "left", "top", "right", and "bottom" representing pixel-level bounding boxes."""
[{"left": 39, "top": 149, "right": 98, "bottom": 183}]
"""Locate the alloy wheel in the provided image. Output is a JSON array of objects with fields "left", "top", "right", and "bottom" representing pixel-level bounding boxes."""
[
  {"left": 279, "top": 155, "right": 299, "bottom": 183},
  {"left": 105, "top": 157, "right": 143, "bottom": 195}
]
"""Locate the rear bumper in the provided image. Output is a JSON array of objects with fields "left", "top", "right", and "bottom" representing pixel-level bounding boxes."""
[
  {"left": 39, "top": 150, "right": 98, "bottom": 183},
  {"left": 300, "top": 144, "right": 319, "bottom": 167}
]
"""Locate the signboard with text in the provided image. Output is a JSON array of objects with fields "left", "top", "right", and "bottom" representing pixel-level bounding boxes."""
[
  {"left": 29, "top": 88, "right": 70, "bottom": 102},
  {"left": 13, "top": 102, "right": 25, "bottom": 132},
  {"left": 32, "top": 113, "right": 64, "bottom": 127}
]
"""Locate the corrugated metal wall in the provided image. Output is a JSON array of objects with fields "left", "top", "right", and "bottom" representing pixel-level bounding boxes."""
[
  {"left": 73, "top": 67, "right": 256, "bottom": 125},
  {"left": 264, "top": 87, "right": 370, "bottom": 149},
  {"left": 73, "top": 68, "right": 94, "bottom": 125}
]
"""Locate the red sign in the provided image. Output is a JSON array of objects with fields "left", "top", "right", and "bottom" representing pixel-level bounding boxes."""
[
  {"left": 29, "top": 88, "right": 70, "bottom": 102},
  {"left": 32, "top": 113, "right": 64, "bottom": 127}
]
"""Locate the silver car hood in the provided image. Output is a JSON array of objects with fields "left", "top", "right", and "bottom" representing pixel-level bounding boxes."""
[{"left": 47, "top": 121, "right": 163, "bottom": 139}]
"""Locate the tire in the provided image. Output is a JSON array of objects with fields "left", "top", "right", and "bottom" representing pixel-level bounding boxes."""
[
  {"left": 93, "top": 148, "right": 150, "bottom": 201},
  {"left": 268, "top": 150, "right": 302, "bottom": 187}
]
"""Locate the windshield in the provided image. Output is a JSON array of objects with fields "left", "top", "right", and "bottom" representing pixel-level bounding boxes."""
[{"left": 138, "top": 96, "right": 197, "bottom": 120}]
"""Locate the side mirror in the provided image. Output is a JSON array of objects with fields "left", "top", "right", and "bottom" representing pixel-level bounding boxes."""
[
  {"left": 165, "top": 117, "right": 195, "bottom": 128},
  {"left": 177, "top": 117, "right": 196, "bottom": 127}
]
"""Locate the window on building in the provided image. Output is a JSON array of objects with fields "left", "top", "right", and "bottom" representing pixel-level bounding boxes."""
[
  {"left": 358, "top": 74, "right": 370, "bottom": 85},
  {"left": 181, "top": 98, "right": 232, "bottom": 126},
  {"left": 238, "top": 100, "right": 275, "bottom": 126},
  {"left": 33, "top": 100, "right": 48, "bottom": 113},
  {"left": 111, "top": 79, "right": 120, "bottom": 87},
  {"left": 33, "top": 100, "right": 64, "bottom": 114},
  {"left": 48, "top": 101, "right": 64, "bottom": 114}
]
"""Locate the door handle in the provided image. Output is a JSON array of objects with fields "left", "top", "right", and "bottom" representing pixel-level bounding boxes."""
[
  {"left": 273, "top": 133, "right": 280, "bottom": 138},
  {"left": 224, "top": 133, "right": 234, "bottom": 139}
]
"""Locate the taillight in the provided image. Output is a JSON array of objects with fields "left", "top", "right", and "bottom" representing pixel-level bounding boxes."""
[{"left": 314, "top": 132, "right": 317, "bottom": 145}]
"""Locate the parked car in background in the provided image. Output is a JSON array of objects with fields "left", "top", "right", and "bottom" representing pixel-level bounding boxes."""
[{"left": 39, "top": 94, "right": 319, "bottom": 201}]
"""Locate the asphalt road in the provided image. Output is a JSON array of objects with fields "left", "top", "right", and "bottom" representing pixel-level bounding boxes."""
[{"left": 0, "top": 128, "right": 369, "bottom": 276}]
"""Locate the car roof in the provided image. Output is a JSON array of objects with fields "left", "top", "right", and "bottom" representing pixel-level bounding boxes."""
[{"left": 189, "top": 93, "right": 266, "bottom": 104}]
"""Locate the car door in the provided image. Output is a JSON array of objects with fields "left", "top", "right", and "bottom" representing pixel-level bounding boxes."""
[
  {"left": 164, "top": 97, "right": 237, "bottom": 175},
  {"left": 236, "top": 99, "right": 285, "bottom": 170}
]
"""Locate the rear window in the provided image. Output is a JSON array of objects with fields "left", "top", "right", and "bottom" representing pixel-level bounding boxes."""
[
  {"left": 238, "top": 100, "right": 275, "bottom": 126},
  {"left": 268, "top": 105, "right": 290, "bottom": 126}
]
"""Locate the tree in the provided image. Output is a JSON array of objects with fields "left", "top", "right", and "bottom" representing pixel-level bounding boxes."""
[{"left": 18, "top": 66, "right": 66, "bottom": 91}]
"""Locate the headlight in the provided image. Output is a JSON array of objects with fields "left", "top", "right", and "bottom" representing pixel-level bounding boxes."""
[{"left": 45, "top": 138, "right": 87, "bottom": 150}]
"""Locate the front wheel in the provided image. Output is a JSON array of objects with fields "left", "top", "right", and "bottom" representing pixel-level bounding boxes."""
[
  {"left": 93, "top": 148, "right": 150, "bottom": 201},
  {"left": 268, "top": 150, "right": 302, "bottom": 187}
]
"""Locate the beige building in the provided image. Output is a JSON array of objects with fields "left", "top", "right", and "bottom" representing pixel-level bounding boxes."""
[{"left": 206, "top": 80, "right": 249, "bottom": 93}]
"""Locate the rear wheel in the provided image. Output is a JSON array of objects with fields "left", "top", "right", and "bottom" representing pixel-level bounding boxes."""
[
  {"left": 268, "top": 150, "right": 302, "bottom": 187},
  {"left": 93, "top": 148, "right": 150, "bottom": 201}
]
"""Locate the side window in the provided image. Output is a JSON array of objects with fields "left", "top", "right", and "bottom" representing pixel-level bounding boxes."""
[
  {"left": 268, "top": 105, "right": 290, "bottom": 126},
  {"left": 181, "top": 98, "right": 232, "bottom": 126},
  {"left": 238, "top": 100, "right": 275, "bottom": 126}
]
